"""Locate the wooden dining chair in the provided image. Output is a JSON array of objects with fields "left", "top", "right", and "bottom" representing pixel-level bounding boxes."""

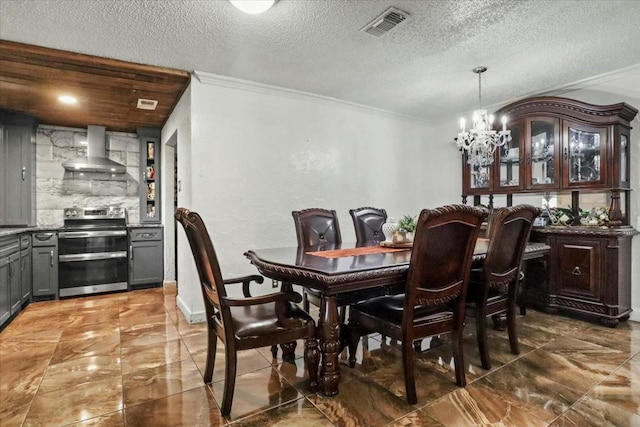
[
  {"left": 347, "top": 204, "right": 487, "bottom": 404},
  {"left": 292, "top": 208, "right": 343, "bottom": 314},
  {"left": 465, "top": 204, "right": 540, "bottom": 370},
  {"left": 349, "top": 207, "right": 387, "bottom": 245},
  {"left": 175, "top": 208, "right": 319, "bottom": 416}
]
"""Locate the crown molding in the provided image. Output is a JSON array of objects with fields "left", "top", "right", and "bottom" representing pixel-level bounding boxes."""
[{"left": 193, "top": 71, "right": 428, "bottom": 123}]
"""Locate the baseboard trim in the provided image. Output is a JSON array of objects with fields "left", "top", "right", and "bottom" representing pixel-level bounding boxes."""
[
  {"left": 628, "top": 310, "right": 639, "bottom": 323},
  {"left": 176, "top": 293, "right": 206, "bottom": 324}
]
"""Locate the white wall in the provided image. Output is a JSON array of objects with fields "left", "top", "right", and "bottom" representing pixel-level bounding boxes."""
[
  {"left": 161, "top": 83, "right": 200, "bottom": 321},
  {"left": 171, "top": 73, "right": 460, "bottom": 322}
]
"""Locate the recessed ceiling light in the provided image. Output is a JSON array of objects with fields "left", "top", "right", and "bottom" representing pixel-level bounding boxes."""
[
  {"left": 58, "top": 95, "right": 78, "bottom": 105},
  {"left": 230, "top": 0, "right": 277, "bottom": 14}
]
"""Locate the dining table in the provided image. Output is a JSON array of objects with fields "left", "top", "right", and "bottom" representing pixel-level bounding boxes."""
[{"left": 244, "top": 238, "right": 550, "bottom": 396}]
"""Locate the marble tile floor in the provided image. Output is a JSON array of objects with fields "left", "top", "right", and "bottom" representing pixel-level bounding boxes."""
[{"left": 1, "top": 284, "right": 639, "bottom": 426}]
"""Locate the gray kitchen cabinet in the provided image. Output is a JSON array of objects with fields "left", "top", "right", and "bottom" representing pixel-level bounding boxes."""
[
  {"left": 20, "top": 234, "right": 31, "bottom": 303},
  {"left": 0, "top": 235, "right": 20, "bottom": 326},
  {"left": 0, "top": 110, "right": 36, "bottom": 226},
  {"left": 129, "top": 227, "right": 164, "bottom": 288},
  {"left": 32, "top": 232, "right": 58, "bottom": 298},
  {"left": 138, "top": 128, "right": 161, "bottom": 223}
]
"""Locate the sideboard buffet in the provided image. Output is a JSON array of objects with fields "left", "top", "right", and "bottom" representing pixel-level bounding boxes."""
[{"left": 461, "top": 97, "right": 638, "bottom": 327}]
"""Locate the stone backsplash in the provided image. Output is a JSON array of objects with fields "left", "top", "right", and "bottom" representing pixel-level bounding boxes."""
[{"left": 36, "top": 125, "right": 141, "bottom": 226}]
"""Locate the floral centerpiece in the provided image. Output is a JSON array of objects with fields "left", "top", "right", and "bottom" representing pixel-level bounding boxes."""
[
  {"left": 398, "top": 215, "right": 416, "bottom": 233},
  {"left": 579, "top": 206, "right": 609, "bottom": 226},
  {"left": 392, "top": 215, "right": 417, "bottom": 244}
]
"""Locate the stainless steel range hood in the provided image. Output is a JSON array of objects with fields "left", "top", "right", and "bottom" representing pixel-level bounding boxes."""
[{"left": 62, "top": 125, "right": 127, "bottom": 174}]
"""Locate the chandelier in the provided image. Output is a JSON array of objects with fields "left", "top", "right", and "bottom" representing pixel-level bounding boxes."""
[{"left": 455, "top": 67, "right": 511, "bottom": 166}]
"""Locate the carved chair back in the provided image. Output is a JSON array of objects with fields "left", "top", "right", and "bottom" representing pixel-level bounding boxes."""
[
  {"left": 349, "top": 207, "right": 387, "bottom": 245},
  {"left": 292, "top": 208, "right": 342, "bottom": 248}
]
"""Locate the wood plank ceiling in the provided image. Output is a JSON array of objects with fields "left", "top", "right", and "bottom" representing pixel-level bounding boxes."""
[{"left": 0, "top": 40, "right": 191, "bottom": 133}]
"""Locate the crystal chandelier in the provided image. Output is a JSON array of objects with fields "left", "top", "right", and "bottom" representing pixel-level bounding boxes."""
[{"left": 455, "top": 67, "right": 511, "bottom": 166}]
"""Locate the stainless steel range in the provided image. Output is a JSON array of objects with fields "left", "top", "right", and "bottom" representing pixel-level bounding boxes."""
[{"left": 58, "top": 207, "right": 128, "bottom": 297}]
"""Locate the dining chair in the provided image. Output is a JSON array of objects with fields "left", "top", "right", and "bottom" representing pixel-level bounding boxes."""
[
  {"left": 347, "top": 204, "right": 487, "bottom": 404},
  {"left": 465, "top": 204, "right": 540, "bottom": 370},
  {"left": 175, "top": 208, "right": 319, "bottom": 416},
  {"left": 349, "top": 207, "right": 387, "bottom": 245},
  {"left": 292, "top": 208, "right": 343, "bottom": 315}
]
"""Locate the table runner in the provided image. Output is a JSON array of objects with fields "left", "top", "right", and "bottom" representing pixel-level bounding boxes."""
[{"left": 307, "top": 245, "right": 409, "bottom": 258}]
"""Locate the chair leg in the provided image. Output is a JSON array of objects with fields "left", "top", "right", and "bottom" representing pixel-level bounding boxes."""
[
  {"left": 347, "top": 319, "right": 360, "bottom": 368},
  {"left": 452, "top": 328, "right": 467, "bottom": 387},
  {"left": 507, "top": 304, "right": 520, "bottom": 355},
  {"left": 281, "top": 341, "right": 297, "bottom": 362},
  {"left": 221, "top": 346, "right": 238, "bottom": 416},
  {"left": 413, "top": 340, "right": 422, "bottom": 353},
  {"left": 303, "top": 291, "right": 310, "bottom": 313},
  {"left": 402, "top": 339, "right": 417, "bottom": 404},
  {"left": 339, "top": 306, "right": 347, "bottom": 324},
  {"left": 270, "top": 345, "right": 278, "bottom": 359},
  {"left": 518, "top": 270, "right": 527, "bottom": 315},
  {"left": 204, "top": 329, "right": 217, "bottom": 383},
  {"left": 304, "top": 336, "right": 320, "bottom": 392},
  {"left": 477, "top": 315, "right": 491, "bottom": 370}
]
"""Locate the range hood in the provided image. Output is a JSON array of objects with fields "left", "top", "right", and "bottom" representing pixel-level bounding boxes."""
[{"left": 62, "top": 125, "right": 127, "bottom": 174}]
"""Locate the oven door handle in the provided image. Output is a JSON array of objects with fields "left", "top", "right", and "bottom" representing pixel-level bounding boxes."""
[
  {"left": 59, "top": 230, "right": 127, "bottom": 239},
  {"left": 59, "top": 251, "right": 128, "bottom": 262}
]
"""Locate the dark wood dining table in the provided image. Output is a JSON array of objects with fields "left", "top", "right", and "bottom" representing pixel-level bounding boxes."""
[{"left": 244, "top": 239, "right": 550, "bottom": 396}]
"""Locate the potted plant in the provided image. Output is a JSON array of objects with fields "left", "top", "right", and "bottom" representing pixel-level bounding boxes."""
[{"left": 395, "top": 215, "right": 416, "bottom": 243}]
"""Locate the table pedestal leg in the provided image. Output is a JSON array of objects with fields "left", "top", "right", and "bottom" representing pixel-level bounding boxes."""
[{"left": 319, "top": 295, "right": 341, "bottom": 396}]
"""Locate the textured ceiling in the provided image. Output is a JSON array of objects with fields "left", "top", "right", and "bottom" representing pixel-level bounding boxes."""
[{"left": 1, "top": 0, "right": 640, "bottom": 123}]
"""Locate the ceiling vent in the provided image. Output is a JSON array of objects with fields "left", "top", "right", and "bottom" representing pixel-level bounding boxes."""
[
  {"left": 361, "top": 7, "right": 410, "bottom": 37},
  {"left": 137, "top": 98, "right": 158, "bottom": 110}
]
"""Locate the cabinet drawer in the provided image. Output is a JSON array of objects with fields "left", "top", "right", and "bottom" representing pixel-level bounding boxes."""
[
  {"left": 558, "top": 238, "right": 601, "bottom": 301},
  {"left": 32, "top": 232, "right": 57, "bottom": 246},
  {"left": 0, "top": 235, "right": 20, "bottom": 258},
  {"left": 129, "top": 228, "right": 163, "bottom": 242},
  {"left": 20, "top": 234, "right": 31, "bottom": 250}
]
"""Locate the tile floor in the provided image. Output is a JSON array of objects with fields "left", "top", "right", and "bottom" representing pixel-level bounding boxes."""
[{"left": 1, "top": 284, "right": 639, "bottom": 426}]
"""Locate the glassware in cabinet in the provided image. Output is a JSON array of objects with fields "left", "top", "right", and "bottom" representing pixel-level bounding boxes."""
[{"left": 138, "top": 128, "right": 161, "bottom": 223}]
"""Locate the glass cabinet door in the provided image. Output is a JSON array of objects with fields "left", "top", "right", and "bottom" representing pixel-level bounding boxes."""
[
  {"left": 496, "top": 121, "right": 523, "bottom": 191},
  {"left": 469, "top": 164, "right": 491, "bottom": 191},
  {"left": 525, "top": 117, "right": 559, "bottom": 189},
  {"left": 562, "top": 121, "right": 607, "bottom": 188},
  {"left": 620, "top": 133, "right": 629, "bottom": 186},
  {"left": 461, "top": 151, "right": 493, "bottom": 195}
]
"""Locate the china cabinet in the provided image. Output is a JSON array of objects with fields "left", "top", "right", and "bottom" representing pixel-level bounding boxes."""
[
  {"left": 138, "top": 128, "right": 161, "bottom": 223},
  {"left": 461, "top": 97, "right": 638, "bottom": 326}
]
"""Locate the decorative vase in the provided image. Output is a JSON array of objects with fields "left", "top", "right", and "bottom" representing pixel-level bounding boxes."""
[{"left": 381, "top": 218, "right": 399, "bottom": 243}]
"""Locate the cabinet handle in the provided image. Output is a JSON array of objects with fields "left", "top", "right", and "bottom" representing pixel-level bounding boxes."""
[
  {"left": 50, "top": 250, "right": 54, "bottom": 267},
  {"left": 143, "top": 171, "right": 146, "bottom": 180},
  {"left": 572, "top": 266, "right": 581, "bottom": 276},
  {"left": 563, "top": 147, "right": 568, "bottom": 160},
  {"left": 22, "top": 167, "right": 26, "bottom": 181},
  {"left": 130, "top": 245, "right": 133, "bottom": 260}
]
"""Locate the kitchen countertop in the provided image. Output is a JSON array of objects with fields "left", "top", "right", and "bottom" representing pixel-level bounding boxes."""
[
  {"left": 0, "top": 227, "right": 58, "bottom": 238},
  {"left": 0, "top": 224, "right": 164, "bottom": 237}
]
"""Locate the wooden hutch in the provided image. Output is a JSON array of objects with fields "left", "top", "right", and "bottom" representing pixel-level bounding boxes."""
[{"left": 461, "top": 96, "right": 638, "bottom": 327}]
